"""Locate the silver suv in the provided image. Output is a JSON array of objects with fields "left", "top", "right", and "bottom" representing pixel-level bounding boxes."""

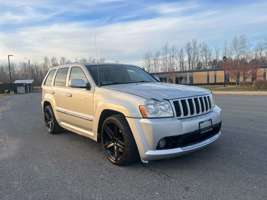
[{"left": 42, "top": 63, "right": 222, "bottom": 165}]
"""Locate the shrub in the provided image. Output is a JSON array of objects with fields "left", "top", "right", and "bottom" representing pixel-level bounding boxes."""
[
  {"left": 240, "top": 82, "right": 251, "bottom": 88},
  {"left": 253, "top": 80, "right": 267, "bottom": 90}
]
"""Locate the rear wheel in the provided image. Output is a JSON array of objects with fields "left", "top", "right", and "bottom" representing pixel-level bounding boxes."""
[
  {"left": 101, "top": 114, "right": 139, "bottom": 166},
  {"left": 44, "top": 105, "right": 62, "bottom": 134}
]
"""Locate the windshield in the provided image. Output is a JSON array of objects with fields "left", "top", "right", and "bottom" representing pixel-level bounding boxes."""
[{"left": 86, "top": 64, "right": 157, "bottom": 86}]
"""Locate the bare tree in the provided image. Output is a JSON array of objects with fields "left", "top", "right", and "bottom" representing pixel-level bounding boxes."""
[
  {"left": 143, "top": 34, "right": 267, "bottom": 85},
  {"left": 178, "top": 48, "right": 185, "bottom": 71},
  {"left": 185, "top": 42, "right": 193, "bottom": 70},
  {"left": 60, "top": 57, "right": 67, "bottom": 65},
  {"left": 144, "top": 53, "right": 152, "bottom": 72},
  {"left": 153, "top": 51, "right": 160, "bottom": 72},
  {"left": 200, "top": 42, "right": 211, "bottom": 68},
  {"left": 43, "top": 56, "right": 51, "bottom": 70},
  {"left": 191, "top": 40, "right": 200, "bottom": 69},
  {"left": 51, "top": 57, "right": 59, "bottom": 67},
  {"left": 169, "top": 45, "right": 176, "bottom": 71},
  {"left": 255, "top": 39, "right": 267, "bottom": 63},
  {"left": 79, "top": 58, "right": 87, "bottom": 64},
  {"left": 214, "top": 47, "right": 220, "bottom": 67},
  {"left": 162, "top": 43, "right": 169, "bottom": 72},
  {"left": 0, "top": 55, "right": 108, "bottom": 86},
  {"left": 232, "top": 35, "right": 248, "bottom": 60},
  {"left": 223, "top": 41, "right": 232, "bottom": 60}
]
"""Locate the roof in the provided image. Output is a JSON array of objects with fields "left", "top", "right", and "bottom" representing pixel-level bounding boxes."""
[
  {"left": 14, "top": 80, "right": 34, "bottom": 84},
  {"left": 48, "top": 63, "right": 138, "bottom": 70},
  {"left": 85, "top": 63, "right": 138, "bottom": 67}
]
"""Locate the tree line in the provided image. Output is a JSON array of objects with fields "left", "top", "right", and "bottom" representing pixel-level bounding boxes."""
[
  {"left": 1, "top": 35, "right": 267, "bottom": 86},
  {"left": 143, "top": 35, "right": 267, "bottom": 73},
  {"left": 0, "top": 57, "right": 105, "bottom": 85}
]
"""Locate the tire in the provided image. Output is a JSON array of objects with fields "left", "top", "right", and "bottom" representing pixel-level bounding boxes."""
[
  {"left": 101, "top": 114, "right": 139, "bottom": 166},
  {"left": 43, "top": 105, "right": 63, "bottom": 134}
]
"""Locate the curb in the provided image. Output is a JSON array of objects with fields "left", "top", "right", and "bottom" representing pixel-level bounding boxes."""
[{"left": 213, "top": 91, "right": 267, "bottom": 96}]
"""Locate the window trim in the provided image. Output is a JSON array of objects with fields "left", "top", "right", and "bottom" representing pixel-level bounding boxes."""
[
  {"left": 86, "top": 64, "right": 157, "bottom": 86},
  {"left": 68, "top": 66, "right": 91, "bottom": 90},
  {"left": 43, "top": 69, "right": 56, "bottom": 86},
  {"left": 53, "top": 67, "right": 70, "bottom": 87}
]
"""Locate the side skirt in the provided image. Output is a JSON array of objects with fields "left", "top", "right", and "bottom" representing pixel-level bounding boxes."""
[{"left": 60, "top": 121, "right": 96, "bottom": 140}]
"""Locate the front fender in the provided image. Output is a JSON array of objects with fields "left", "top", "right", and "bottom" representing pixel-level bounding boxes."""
[{"left": 92, "top": 99, "right": 142, "bottom": 140}]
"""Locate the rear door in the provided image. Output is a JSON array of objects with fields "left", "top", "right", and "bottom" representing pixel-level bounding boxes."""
[{"left": 53, "top": 67, "right": 70, "bottom": 123}]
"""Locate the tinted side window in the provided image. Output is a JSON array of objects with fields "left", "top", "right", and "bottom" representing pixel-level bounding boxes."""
[
  {"left": 127, "top": 68, "right": 145, "bottom": 81},
  {"left": 54, "top": 68, "right": 69, "bottom": 87},
  {"left": 69, "top": 67, "right": 88, "bottom": 83},
  {"left": 44, "top": 69, "right": 56, "bottom": 86}
]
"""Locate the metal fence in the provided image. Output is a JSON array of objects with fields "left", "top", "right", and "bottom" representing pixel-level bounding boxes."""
[{"left": 0, "top": 83, "right": 14, "bottom": 93}]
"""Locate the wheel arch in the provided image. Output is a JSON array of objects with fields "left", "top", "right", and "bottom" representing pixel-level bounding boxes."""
[
  {"left": 43, "top": 100, "right": 52, "bottom": 110},
  {"left": 42, "top": 94, "right": 57, "bottom": 111},
  {"left": 42, "top": 98, "right": 59, "bottom": 122},
  {"left": 96, "top": 109, "right": 126, "bottom": 143}
]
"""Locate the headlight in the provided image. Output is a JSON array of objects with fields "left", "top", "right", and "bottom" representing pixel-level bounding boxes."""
[
  {"left": 139, "top": 100, "right": 174, "bottom": 118},
  {"left": 210, "top": 93, "right": 215, "bottom": 108}
]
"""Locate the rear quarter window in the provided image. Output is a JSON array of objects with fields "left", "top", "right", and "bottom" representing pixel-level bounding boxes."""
[{"left": 44, "top": 69, "right": 56, "bottom": 86}]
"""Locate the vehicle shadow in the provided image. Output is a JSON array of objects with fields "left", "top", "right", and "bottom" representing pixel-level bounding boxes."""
[{"left": 59, "top": 128, "right": 224, "bottom": 171}]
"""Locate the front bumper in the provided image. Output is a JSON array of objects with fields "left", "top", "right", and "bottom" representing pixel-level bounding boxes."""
[{"left": 126, "top": 105, "right": 222, "bottom": 162}]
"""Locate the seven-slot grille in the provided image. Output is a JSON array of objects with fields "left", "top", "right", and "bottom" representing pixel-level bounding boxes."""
[{"left": 172, "top": 95, "right": 213, "bottom": 118}]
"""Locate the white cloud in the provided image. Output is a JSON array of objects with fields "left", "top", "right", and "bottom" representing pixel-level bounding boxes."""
[
  {"left": 0, "top": 1, "right": 267, "bottom": 65},
  {"left": 0, "top": 0, "right": 98, "bottom": 25},
  {"left": 148, "top": 1, "right": 199, "bottom": 15}
]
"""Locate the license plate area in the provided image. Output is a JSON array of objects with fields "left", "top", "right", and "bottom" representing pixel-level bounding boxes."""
[{"left": 199, "top": 119, "right": 212, "bottom": 134}]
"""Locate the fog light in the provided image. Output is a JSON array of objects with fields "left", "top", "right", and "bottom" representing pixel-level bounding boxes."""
[{"left": 158, "top": 139, "right": 167, "bottom": 149}]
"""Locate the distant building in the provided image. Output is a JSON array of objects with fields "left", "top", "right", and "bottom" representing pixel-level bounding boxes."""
[
  {"left": 14, "top": 80, "right": 34, "bottom": 94},
  {"left": 152, "top": 65, "right": 267, "bottom": 85}
]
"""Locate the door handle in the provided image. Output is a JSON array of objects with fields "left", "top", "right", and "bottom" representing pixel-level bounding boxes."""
[
  {"left": 65, "top": 93, "right": 72, "bottom": 97},
  {"left": 50, "top": 91, "right": 55, "bottom": 95}
]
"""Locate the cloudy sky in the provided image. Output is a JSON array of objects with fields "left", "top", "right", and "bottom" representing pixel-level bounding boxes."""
[{"left": 0, "top": 0, "right": 267, "bottom": 64}]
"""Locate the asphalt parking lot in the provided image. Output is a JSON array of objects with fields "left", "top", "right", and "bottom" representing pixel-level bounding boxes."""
[{"left": 0, "top": 93, "right": 266, "bottom": 200}]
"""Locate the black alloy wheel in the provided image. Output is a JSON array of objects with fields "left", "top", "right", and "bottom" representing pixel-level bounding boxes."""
[
  {"left": 102, "top": 120, "right": 125, "bottom": 162},
  {"left": 101, "top": 115, "right": 139, "bottom": 165}
]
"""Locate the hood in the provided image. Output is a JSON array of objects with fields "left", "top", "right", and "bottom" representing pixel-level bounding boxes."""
[{"left": 104, "top": 82, "right": 211, "bottom": 100}]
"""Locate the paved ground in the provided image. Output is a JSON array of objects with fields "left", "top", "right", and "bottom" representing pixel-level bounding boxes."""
[
  {"left": 213, "top": 91, "right": 267, "bottom": 96},
  {"left": 0, "top": 93, "right": 266, "bottom": 200}
]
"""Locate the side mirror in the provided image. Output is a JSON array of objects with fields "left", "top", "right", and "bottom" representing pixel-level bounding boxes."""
[
  {"left": 153, "top": 75, "right": 160, "bottom": 82},
  {"left": 69, "top": 79, "right": 90, "bottom": 90}
]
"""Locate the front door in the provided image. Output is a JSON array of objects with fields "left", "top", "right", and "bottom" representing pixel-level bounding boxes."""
[{"left": 63, "top": 66, "right": 94, "bottom": 135}]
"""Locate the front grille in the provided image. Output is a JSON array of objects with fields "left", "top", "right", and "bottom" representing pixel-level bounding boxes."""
[
  {"left": 157, "top": 122, "right": 221, "bottom": 150},
  {"left": 173, "top": 95, "right": 213, "bottom": 118}
]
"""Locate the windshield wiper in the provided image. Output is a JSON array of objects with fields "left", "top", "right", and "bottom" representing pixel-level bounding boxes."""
[
  {"left": 100, "top": 82, "right": 129, "bottom": 86},
  {"left": 100, "top": 80, "right": 153, "bottom": 86},
  {"left": 127, "top": 81, "right": 153, "bottom": 84}
]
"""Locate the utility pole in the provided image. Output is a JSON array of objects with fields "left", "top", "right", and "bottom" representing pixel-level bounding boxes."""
[
  {"left": 223, "top": 56, "right": 227, "bottom": 87},
  {"left": 8, "top": 55, "right": 13, "bottom": 92},
  {"left": 28, "top": 59, "right": 31, "bottom": 79}
]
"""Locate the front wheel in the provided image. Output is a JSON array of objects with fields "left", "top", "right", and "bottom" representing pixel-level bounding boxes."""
[{"left": 101, "top": 114, "right": 139, "bottom": 166}]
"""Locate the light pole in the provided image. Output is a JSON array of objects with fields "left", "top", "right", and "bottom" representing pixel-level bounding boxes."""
[
  {"left": 8, "top": 55, "right": 14, "bottom": 91},
  {"left": 223, "top": 56, "right": 227, "bottom": 87}
]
